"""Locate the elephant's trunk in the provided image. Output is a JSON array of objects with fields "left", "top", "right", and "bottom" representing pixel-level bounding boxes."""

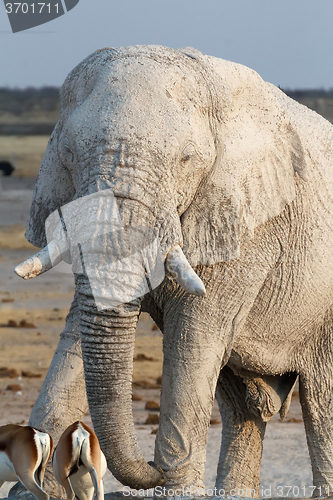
[{"left": 76, "top": 273, "right": 165, "bottom": 489}]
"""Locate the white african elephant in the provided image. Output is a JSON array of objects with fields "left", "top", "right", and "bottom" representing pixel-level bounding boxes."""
[{"left": 15, "top": 45, "right": 333, "bottom": 497}]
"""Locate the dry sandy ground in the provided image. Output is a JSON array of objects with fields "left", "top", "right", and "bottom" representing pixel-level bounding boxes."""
[{"left": 0, "top": 177, "right": 313, "bottom": 498}]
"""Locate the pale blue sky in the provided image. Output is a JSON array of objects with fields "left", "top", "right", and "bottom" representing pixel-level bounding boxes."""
[{"left": 1, "top": 0, "right": 333, "bottom": 89}]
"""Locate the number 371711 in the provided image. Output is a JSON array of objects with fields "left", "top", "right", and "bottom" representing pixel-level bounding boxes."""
[{"left": 5, "top": 3, "right": 59, "bottom": 14}]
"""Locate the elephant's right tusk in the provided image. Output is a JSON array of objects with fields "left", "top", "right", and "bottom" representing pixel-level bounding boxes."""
[
  {"left": 166, "top": 245, "right": 206, "bottom": 296},
  {"left": 14, "top": 240, "right": 65, "bottom": 280}
]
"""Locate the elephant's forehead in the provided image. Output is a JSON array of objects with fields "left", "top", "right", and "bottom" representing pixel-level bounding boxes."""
[
  {"left": 91, "top": 57, "right": 208, "bottom": 114},
  {"left": 61, "top": 56, "right": 212, "bottom": 158},
  {"left": 66, "top": 79, "right": 208, "bottom": 154},
  {"left": 71, "top": 99, "right": 188, "bottom": 146}
]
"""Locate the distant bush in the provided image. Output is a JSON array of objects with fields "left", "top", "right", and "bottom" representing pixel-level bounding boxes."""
[
  {"left": 285, "top": 89, "right": 333, "bottom": 100},
  {"left": 0, "top": 87, "right": 60, "bottom": 116},
  {"left": 0, "top": 123, "right": 55, "bottom": 135}
]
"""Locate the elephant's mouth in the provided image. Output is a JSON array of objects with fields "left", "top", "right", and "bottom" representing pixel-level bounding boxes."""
[{"left": 14, "top": 190, "right": 206, "bottom": 299}]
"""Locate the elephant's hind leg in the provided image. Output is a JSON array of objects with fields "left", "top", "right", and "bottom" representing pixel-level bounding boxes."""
[
  {"left": 299, "top": 373, "right": 333, "bottom": 494},
  {"left": 215, "top": 366, "right": 266, "bottom": 498},
  {"left": 299, "top": 313, "right": 333, "bottom": 495}
]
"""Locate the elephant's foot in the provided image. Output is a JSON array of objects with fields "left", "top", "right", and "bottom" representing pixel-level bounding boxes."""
[
  {"left": 8, "top": 482, "right": 35, "bottom": 500},
  {"left": 155, "top": 484, "right": 206, "bottom": 498},
  {"left": 156, "top": 470, "right": 205, "bottom": 497}
]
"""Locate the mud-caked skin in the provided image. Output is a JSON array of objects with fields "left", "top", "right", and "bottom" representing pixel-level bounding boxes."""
[{"left": 16, "top": 45, "right": 333, "bottom": 497}]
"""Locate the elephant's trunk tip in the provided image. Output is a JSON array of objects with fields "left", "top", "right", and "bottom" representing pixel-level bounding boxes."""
[
  {"left": 108, "top": 459, "right": 166, "bottom": 490},
  {"left": 147, "top": 461, "right": 167, "bottom": 487},
  {"left": 166, "top": 245, "right": 206, "bottom": 297}
]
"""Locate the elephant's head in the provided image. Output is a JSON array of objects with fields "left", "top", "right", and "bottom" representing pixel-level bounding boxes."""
[{"left": 15, "top": 45, "right": 308, "bottom": 488}]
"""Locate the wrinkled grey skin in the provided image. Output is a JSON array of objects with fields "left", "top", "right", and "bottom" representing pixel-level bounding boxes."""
[{"left": 21, "top": 45, "right": 333, "bottom": 496}]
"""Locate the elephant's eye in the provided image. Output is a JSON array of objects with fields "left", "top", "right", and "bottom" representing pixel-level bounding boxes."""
[
  {"left": 180, "top": 144, "right": 196, "bottom": 163},
  {"left": 68, "top": 149, "right": 75, "bottom": 163},
  {"left": 63, "top": 145, "right": 75, "bottom": 163},
  {"left": 62, "top": 136, "right": 75, "bottom": 163}
]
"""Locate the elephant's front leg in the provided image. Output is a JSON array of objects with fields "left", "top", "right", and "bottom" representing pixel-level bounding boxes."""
[
  {"left": 215, "top": 366, "right": 266, "bottom": 498},
  {"left": 154, "top": 282, "right": 232, "bottom": 493},
  {"left": 154, "top": 256, "right": 271, "bottom": 493}
]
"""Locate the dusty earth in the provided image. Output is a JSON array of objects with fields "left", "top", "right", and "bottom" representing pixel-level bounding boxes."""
[{"left": 0, "top": 176, "right": 313, "bottom": 498}]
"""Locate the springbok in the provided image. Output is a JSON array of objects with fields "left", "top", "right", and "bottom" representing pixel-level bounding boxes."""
[
  {"left": 0, "top": 424, "right": 53, "bottom": 500},
  {"left": 52, "top": 421, "right": 107, "bottom": 500}
]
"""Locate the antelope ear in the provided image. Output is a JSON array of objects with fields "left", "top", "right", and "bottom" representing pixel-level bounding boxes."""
[
  {"left": 180, "top": 50, "right": 309, "bottom": 265},
  {"left": 25, "top": 122, "right": 75, "bottom": 248}
]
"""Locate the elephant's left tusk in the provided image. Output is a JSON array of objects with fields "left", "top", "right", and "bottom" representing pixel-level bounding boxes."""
[
  {"left": 14, "top": 240, "right": 65, "bottom": 280},
  {"left": 166, "top": 245, "right": 206, "bottom": 297}
]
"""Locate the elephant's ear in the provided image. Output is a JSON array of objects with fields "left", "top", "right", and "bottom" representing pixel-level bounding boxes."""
[
  {"left": 25, "top": 121, "right": 75, "bottom": 248},
  {"left": 180, "top": 49, "right": 309, "bottom": 266}
]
